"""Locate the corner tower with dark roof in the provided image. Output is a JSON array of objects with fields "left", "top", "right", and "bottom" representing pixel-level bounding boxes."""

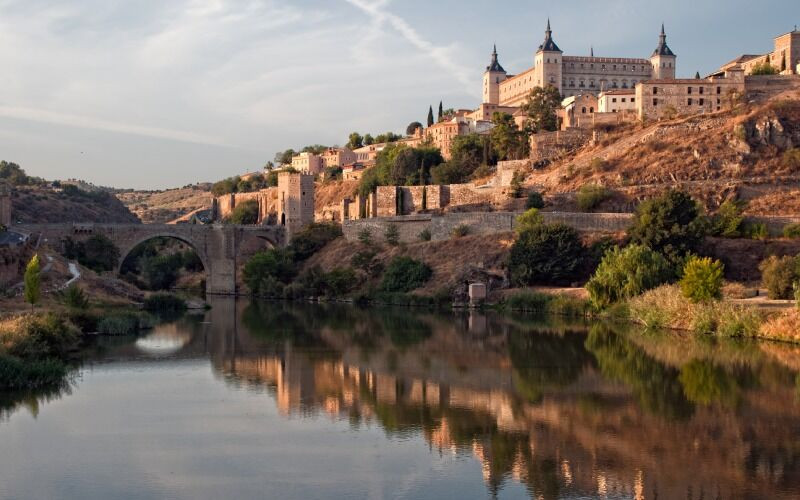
[
  {"left": 534, "top": 19, "right": 563, "bottom": 95},
  {"left": 482, "top": 44, "right": 507, "bottom": 104},
  {"left": 650, "top": 23, "right": 677, "bottom": 79}
]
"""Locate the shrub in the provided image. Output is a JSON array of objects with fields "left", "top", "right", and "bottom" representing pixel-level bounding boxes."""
[
  {"left": 143, "top": 293, "right": 187, "bottom": 313},
  {"left": 680, "top": 256, "right": 724, "bottom": 303},
  {"left": 0, "top": 313, "right": 80, "bottom": 360},
  {"left": 590, "top": 157, "right": 610, "bottom": 173},
  {"left": 451, "top": 224, "right": 470, "bottom": 238},
  {"left": 783, "top": 223, "right": 800, "bottom": 238},
  {"left": 711, "top": 200, "right": 745, "bottom": 237},
  {"left": 418, "top": 228, "right": 431, "bottom": 241},
  {"left": 0, "top": 356, "right": 68, "bottom": 391},
  {"left": 384, "top": 224, "right": 400, "bottom": 246},
  {"left": 227, "top": 200, "right": 259, "bottom": 224},
  {"left": 743, "top": 222, "right": 768, "bottom": 240},
  {"left": 289, "top": 222, "right": 342, "bottom": 260},
  {"left": 351, "top": 249, "right": 377, "bottom": 271},
  {"left": 60, "top": 284, "right": 89, "bottom": 309},
  {"left": 97, "top": 313, "right": 149, "bottom": 336},
  {"left": 526, "top": 191, "right": 544, "bottom": 209},
  {"left": 759, "top": 255, "right": 800, "bottom": 299},
  {"left": 509, "top": 223, "right": 584, "bottom": 286},
  {"left": 141, "top": 253, "right": 183, "bottom": 290},
  {"left": 63, "top": 234, "right": 120, "bottom": 272},
  {"left": 357, "top": 228, "right": 373, "bottom": 245},
  {"left": 586, "top": 244, "right": 672, "bottom": 309},
  {"left": 576, "top": 184, "right": 610, "bottom": 212},
  {"left": 505, "top": 291, "right": 589, "bottom": 316},
  {"left": 628, "top": 190, "right": 707, "bottom": 266},
  {"left": 380, "top": 257, "right": 432, "bottom": 292},
  {"left": 783, "top": 148, "right": 800, "bottom": 171},
  {"left": 750, "top": 61, "right": 779, "bottom": 75},
  {"left": 514, "top": 208, "right": 543, "bottom": 234}
]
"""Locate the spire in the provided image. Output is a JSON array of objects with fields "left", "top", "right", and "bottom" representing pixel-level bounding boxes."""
[
  {"left": 652, "top": 22, "right": 675, "bottom": 57},
  {"left": 486, "top": 44, "right": 505, "bottom": 73},
  {"left": 590, "top": 46, "right": 594, "bottom": 57},
  {"left": 538, "top": 18, "right": 561, "bottom": 52}
]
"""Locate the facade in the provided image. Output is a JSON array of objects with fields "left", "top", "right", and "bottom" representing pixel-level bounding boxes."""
[
  {"left": 636, "top": 68, "right": 745, "bottom": 120},
  {"left": 483, "top": 21, "right": 676, "bottom": 107},
  {"left": 291, "top": 152, "right": 323, "bottom": 175},
  {"left": 719, "top": 29, "right": 800, "bottom": 75},
  {"left": 559, "top": 94, "right": 597, "bottom": 129},
  {"left": 277, "top": 172, "right": 314, "bottom": 237},
  {"left": 598, "top": 89, "right": 637, "bottom": 113},
  {"left": 320, "top": 147, "right": 357, "bottom": 168},
  {"left": 425, "top": 116, "right": 494, "bottom": 160}
]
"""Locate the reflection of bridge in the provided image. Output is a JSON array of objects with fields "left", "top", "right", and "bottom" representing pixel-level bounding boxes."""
[{"left": 17, "top": 223, "right": 285, "bottom": 294}]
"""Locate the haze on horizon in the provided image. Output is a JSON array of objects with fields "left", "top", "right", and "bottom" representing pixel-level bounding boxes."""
[{"left": 0, "top": 0, "right": 795, "bottom": 190}]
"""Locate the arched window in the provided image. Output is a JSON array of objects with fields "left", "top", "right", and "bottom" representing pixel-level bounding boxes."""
[
  {"left": 590, "top": 107, "right": 594, "bottom": 113},
  {"left": 582, "top": 107, "right": 586, "bottom": 113},
  {"left": 569, "top": 79, "right": 575, "bottom": 87}
]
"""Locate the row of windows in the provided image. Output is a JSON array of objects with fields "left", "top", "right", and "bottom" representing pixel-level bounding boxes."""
[
  {"left": 651, "top": 98, "right": 723, "bottom": 107},
  {"left": 652, "top": 86, "right": 725, "bottom": 95},
  {"left": 610, "top": 97, "right": 635, "bottom": 103},
  {"left": 565, "top": 78, "right": 638, "bottom": 89},
  {"left": 567, "top": 62, "right": 648, "bottom": 72}
]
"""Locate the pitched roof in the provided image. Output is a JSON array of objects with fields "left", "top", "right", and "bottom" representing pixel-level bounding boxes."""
[
  {"left": 538, "top": 19, "right": 561, "bottom": 52},
  {"left": 486, "top": 44, "right": 506, "bottom": 73},
  {"left": 651, "top": 23, "right": 675, "bottom": 57}
]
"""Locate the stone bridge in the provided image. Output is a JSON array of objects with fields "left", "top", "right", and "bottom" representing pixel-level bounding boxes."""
[{"left": 16, "top": 223, "right": 286, "bottom": 295}]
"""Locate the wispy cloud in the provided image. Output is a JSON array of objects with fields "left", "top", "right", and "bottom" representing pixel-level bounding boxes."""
[{"left": 343, "top": 0, "right": 475, "bottom": 95}]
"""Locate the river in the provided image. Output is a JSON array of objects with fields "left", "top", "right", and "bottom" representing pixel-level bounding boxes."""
[{"left": 1, "top": 298, "right": 800, "bottom": 499}]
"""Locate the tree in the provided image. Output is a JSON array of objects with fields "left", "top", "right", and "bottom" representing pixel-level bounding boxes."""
[
  {"left": 228, "top": 200, "right": 260, "bottom": 225},
  {"left": 406, "top": 122, "right": 423, "bottom": 136},
  {"left": 24, "top": 254, "right": 41, "bottom": 307},
  {"left": 364, "top": 134, "right": 375, "bottom": 145},
  {"left": 142, "top": 254, "right": 182, "bottom": 290},
  {"left": 65, "top": 234, "right": 119, "bottom": 272},
  {"left": 430, "top": 134, "right": 492, "bottom": 184},
  {"left": 274, "top": 149, "right": 296, "bottom": 166},
  {"left": 680, "top": 256, "right": 724, "bottom": 303},
  {"left": 515, "top": 208, "right": 543, "bottom": 234},
  {"left": 628, "top": 190, "right": 707, "bottom": 267},
  {"left": 427, "top": 105, "right": 434, "bottom": 127},
  {"left": 750, "top": 61, "right": 778, "bottom": 76},
  {"left": 526, "top": 191, "right": 545, "bottom": 209},
  {"left": 0, "top": 161, "right": 31, "bottom": 185},
  {"left": 508, "top": 223, "right": 584, "bottom": 286},
  {"left": 520, "top": 85, "right": 561, "bottom": 134},
  {"left": 437, "top": 101, "right": 443, "bottom": 122},
  {"left": 347, "top": 132, "right": 364, "bottom": 150},
  {"left": 695, "top": 71, "right": 701, "bottom": 79},
  {"left": 490, "top": 112, "right": 529, "bottom": 161}
]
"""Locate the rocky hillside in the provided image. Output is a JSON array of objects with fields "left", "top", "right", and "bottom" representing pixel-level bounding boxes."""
[
  {"left": 10, "top": 185, "right": 140, "bottom": 224},
  {"left": 528, "top": 84, "right": 800, "bottom": 215},
  {"left": 117, "top": 184, "right": 212, "bottom": 224}
]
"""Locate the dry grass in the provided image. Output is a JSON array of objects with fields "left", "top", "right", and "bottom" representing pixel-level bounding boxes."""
[
  {"left": 759, "top": 309, "right": 800, "bottom": 343},
  {"left": 722, "top": 281, "right": 758, "bottom": 300}
]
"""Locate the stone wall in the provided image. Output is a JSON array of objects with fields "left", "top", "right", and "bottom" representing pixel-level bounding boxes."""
[
  {"left": 343, "top": 211, "right": 634, "bottom": 244},
  {"left": 530, "top": 129, "right": 590, "bottom": 162},
  {"left": 744, "top": 75, "right": 800, "bottom": 97}
]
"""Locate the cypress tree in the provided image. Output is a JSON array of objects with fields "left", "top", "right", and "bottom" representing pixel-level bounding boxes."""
[
  {"left": 438, "top": 101, "right": 443, "bottom": 121},
  {"left": 695, "top": 71, "right": 700, "bottom": 79},
  {"left": 427, "top": 105, "right": 434, "bottom": 127}
]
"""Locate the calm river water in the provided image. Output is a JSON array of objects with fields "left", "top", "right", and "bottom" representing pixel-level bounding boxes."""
[{"left": 2, "top": 299, "right": 800, "bottom": 499}]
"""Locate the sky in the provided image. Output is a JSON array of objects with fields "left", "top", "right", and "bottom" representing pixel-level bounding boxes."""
[{"left": 0, "top": 0, "right": 796, "bottom": 190}]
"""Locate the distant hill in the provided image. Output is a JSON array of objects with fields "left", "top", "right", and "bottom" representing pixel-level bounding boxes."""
[
  {"left": 116, "top": 184, "right": 213, "bottom": 224},
  {"left": 10, "top": 184, "right": 141, "bottom": 224}
]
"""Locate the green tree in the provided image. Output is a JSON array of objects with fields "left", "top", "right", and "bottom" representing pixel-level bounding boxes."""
[
  {"left": 526, "top": 191, "right": 545, "bottom": 209},
  {"left": 680, "top": 256, "right": 724, "bottom": 303},
  {"left": 406, "top": 122, "right": 423, "bottom": 136},
  {"left": 508, "top": 223, "right": 584, "bottom": 286},
  {"left": 142, "top": 254, "right": 182, "bottom": 290},
  {"left": 228, "top": 200, "right": 259, "bottom": 224},
  {"left": 515, "top": 208, "right": 543, "bottom": 234},
  {"left": 711, "top": 200, "right": 745, "bottom": 237},
  {"left": 628, "top": 190, "right": 707, "bottom": 267},
  {"left": 437, "top": 101, "right": 443, "bottom": 122},
  {"left": 274, "top": 149, "right": 296, "bottom": 166},
  {"left": 24, "top": 254, "right": 41, "bottom": 307},
  {"left": 520, "top": 85, "right": 561, "bottom": 134},
  {"left": 347, "top": 132, "right": 364, "bottom": 150},
  {"left": 750, "top": 61, "right": 778, "bottom": 75},
  {"left": 490, "top": 112, "right": 529, "bottom": 161},
  {"left": 364, "top": 134, "right": 375, "bottom": 145},
  {"left": 427, "top": 105, "right": 434, "bottom": 127},
  {"left": 586, "top": 244, "right": 672, "bottom": 309},
  {"left": 0, "top": 161, "right": 31, "bottom": 185},
  {"left": 380, "top": 256, "right": 432, "bottom": 292},
  {"left": 243, "top": 249, "right": 296, "bottom": 295}
]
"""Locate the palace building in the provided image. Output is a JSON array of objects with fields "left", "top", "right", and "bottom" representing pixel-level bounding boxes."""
[{"left": 482, "top": 21, "right": 677, "bottom": 107}]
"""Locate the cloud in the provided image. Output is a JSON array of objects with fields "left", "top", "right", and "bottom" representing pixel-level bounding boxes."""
[{"left": 343, "top": 0, "right": 475, "bottom": 95}]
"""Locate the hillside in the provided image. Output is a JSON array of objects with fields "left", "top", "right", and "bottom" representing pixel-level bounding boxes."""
[
  {"left": 10, "top": 185, "right": 140, "bottom": 224},
  {"left": 117, "top": 184, "right": 213, "bottom": 224},
  {"left": 527, "top": 85, "right": 800, "bottom": 215}
]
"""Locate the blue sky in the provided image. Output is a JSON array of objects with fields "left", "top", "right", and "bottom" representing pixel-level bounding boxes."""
[{"left": 0, "top": 0, "right": 795, "bottom": 189}]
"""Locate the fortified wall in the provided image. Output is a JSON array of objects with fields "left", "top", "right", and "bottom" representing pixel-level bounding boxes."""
[{"left": 342, "top": 211, "right": 635, "bottom": 243}]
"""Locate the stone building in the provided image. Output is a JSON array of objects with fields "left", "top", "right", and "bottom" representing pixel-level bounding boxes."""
[
  {"left": 559, "top": 93, "right": 597, "bottom": 129},
  {"left": 635, "top": 68, "right": 745, "bottom": 120},
  {"left": 425, "top": 116, "right": 493, "bottom": 160},
  {"left": 719, "top": 28, "right": 800, "bottom": 75},
  {"left": 320, "top": 147, "right": 357, "bottom": 168},
  {"left": 598, "top": 89, "right": 637, "bottom": 113},
  {"left": 277, "top": 172, "right": 314, "bottom": 237},
  {"left": 483, "top": 21, "right": 676, "bottom": 107},
  {"left": 0, "top": 182, "right": 11, "bottom": 227},
  {"left": 291, "top": 152, "right": 323, "bottom": 175}
]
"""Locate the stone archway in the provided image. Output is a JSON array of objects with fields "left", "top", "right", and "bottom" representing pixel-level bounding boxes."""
[{"left": 116, "top": 232, "right": 210, "bottom": 278}]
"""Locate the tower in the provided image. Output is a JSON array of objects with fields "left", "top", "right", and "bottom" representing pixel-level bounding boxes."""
[
  {"left": 650, "top": 23, "right": 676, "bottom": 80},
  {"left": 534, "top": 19, "right": 563, "bottom": 95},
  {"left": 277, "top": 172, "right": 314, "bottom": 239},
  {"left": 482, "top": 44, "right": 507, "bottom": 104},
  {"left": 0, "top": 182, "right": 11, "bottom": 228}
]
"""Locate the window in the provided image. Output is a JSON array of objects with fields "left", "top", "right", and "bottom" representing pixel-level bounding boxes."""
[
  {"left": 653, "top": 87, "right": 659, "bottom": 95},
  {"left": 699, "top": 87, "right": 704, "bottom": 95},
  {"left": 688, "top": 98, "right": 693, "bottom": 105},
  {"left": 653, "top": 98, "right": 658, "bottom": 106},
  {"left": 631, "top": 98, "right": 635, "bottom": 103},
  {"left": 590, "top": 107, "right": 594, "bottom": 113},
  {"left": 590, "top": 80, "right": 595, "bottom": 88},
  {"left": 581, "top": 107, "right": 586, "bottom": 113},
  {"left": 717, "top": 98, "right": 721, "bottom": 105},
  {"left": 688, "top": 87, "right": 692, "bottom": 94},
  {"left": 621, "top": 98, "right": 626, "bottom": 103},
  {"left": 602, "top": 64, "right": 606, "bottom": 70},
  {"left": 717, "top": 86, "right": 721, "bottom": 95},
  {"left": 699, "top": 98, "right": 704, "bottom": 106},
  {"left": 612, "top": 98, "right": 617, "bottom": 103},
  {"left": 613, "top": 64, "right": 617, "bottom": 70}
]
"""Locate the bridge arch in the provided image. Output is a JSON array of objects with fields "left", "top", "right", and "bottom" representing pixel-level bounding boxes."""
[{"left": 116, "top": 232, "right": 210, "bottom": 277}]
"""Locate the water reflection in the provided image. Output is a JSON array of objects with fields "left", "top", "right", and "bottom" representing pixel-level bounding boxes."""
[{"left": 5, "top": 298, "right": 800, "bottom": 499}]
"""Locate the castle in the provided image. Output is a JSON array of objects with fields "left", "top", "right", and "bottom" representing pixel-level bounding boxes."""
[{"left": 482, "top": 21, "right": 676, "bottom": 107}]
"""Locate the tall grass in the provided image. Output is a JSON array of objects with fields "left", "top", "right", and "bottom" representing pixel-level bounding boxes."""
[{"left": 504, "top": 291, "right": 591, "bottom": 317}]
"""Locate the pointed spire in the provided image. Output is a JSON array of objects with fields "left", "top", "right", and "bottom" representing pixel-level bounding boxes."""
[
  {"left": 538, "top": 18, "right": 561, "bottom": 52},
  {"left": 661, "top": 22, "right": 665, "bottom": 36},
  {"left": 590, "top": 46, "right": 594, "bottom": 57},
  {"left": 652, "top": 22, "right": 675, "bottom": 57},
  {"left": 487, "top": 44, "right": 505, "bottom": 72},
  {"left": 546, "top": 18, "right": 551, "bottom": 34}
]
